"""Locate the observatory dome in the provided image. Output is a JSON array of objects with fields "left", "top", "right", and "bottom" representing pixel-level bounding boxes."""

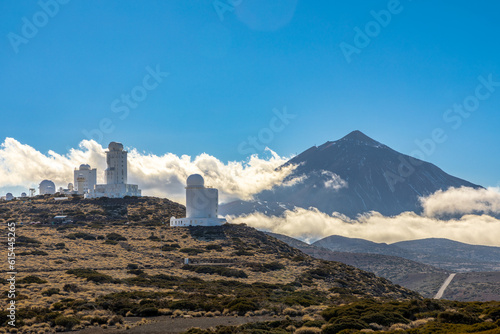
[
  {"left": 40, "top": 180, "right": 55, "bottom": 187},
  {"left": 79, "top": 164, "right": 91, "bottom": 170},
  {"left": 186, "top": 174, "right": 204, "bottom": 187},
  {"left": 108, "top": 142, "right": 124, "bottom": 151}
]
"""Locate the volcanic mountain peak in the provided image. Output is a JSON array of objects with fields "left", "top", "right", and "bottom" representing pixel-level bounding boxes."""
[
  {"left": 316, "top": 130, "right": 386, "bottom": 152},
  {"left": 339, "top": 130, "right": 385, "bottom": 147}
]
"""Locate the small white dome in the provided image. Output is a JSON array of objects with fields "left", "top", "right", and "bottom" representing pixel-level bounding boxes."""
[
  {"left": 186, "top": 174, "right": 204, "bottom": 187},
  {"left": 108, "top": 142, "right": 124, "bottom": 151},
  {"left": 79, "top": 164, "right": 91, "bottom": 170}
]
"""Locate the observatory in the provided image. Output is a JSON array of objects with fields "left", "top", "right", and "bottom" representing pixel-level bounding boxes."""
[
  {"left": 170, "top": 174, "right": 226, "bottom": 226},
  {"left": 85, "top": 142, "right": 141, "bottom": 198},
  {"left": 39, "top": 180, "right": 56, "bottom": 195},
  {"left": 74, "top": 164, "right": 97, "bottom": 194},
  {"left": 5, "top": 193, "right": 14, "bottom": 201}
]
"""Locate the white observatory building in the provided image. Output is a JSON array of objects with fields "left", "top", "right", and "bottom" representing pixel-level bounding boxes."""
[
  {"left": 170, "top": 174, "right": 225, "bottom": 227},
  {"left": 85, "top": 142, "right": 141, "bottom": 198},
  {"left": 74, "top": 164, "right": 97, "bottom": 195},
  {"left": 39, "top": 180, "right": 56, "bottom": 195},
  {"left": 5, "top": 193, "right": 14, "bottom": 201}
]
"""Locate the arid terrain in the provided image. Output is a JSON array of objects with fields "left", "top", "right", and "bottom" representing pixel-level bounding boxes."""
[{"left": 1, "top": 196, "right": 500, "bottom": 333}]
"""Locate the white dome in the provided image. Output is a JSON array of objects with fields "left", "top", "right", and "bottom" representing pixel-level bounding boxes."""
[
  {"left": 186, "top": 174, "right": 204, "bottom": 187},
  {"left": 40, "top": 180, "right": 55, "bottom": 187},
  {"left": 79, "top": 164, "right": 91, "bottom": 170},
  {"left": 108, "top": 142, "right": 124, "bottom": 151}
]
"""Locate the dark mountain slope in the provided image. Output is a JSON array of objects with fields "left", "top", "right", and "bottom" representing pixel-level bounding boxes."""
[{"left": 221, "top": 130, "right": 481, "bottom": 217}]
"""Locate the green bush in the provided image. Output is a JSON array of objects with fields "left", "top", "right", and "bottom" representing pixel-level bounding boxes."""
[
  {"left": 104, "top": 239, "right": 118, "bottom": 245},
  {"left": 127, "top": 263, "right": 139, "bottom": 270},
  {"left": 106, "top": 232, "right": 127, "bottom": 241},
  {"left": 180, "top": 248, "right": 204, "bottom": 255},
  {"left": 228, "top": 299, "right": 258, "bottom": 315},
  {"left": 19, "top": 275, "right": 47, "bottom": 284},
  {"left": 54, "top": 315, "right": 80, "bottom": 330},
  {"left": 438, "top": 311, "right": 480, "bottom": 325},
  {"left": 66, "top": 269, "right": 120, "bottom": 284},
  {"left": 54, "top": 242, "right": 66, "bottom": 249},
  {"left": 65, "top": 232, "right": 96, "bottom": 240},
  {"left": 41, "top": 288, "right": 60, "bottom": 296},
  {"left": 161, "top": 243, "right": 181, "bottom": 251},
  {"left": 322, "top": 318, "right": 369, "bottom": 334},
  {"left": 63, "top": 284, "right": 81, "bottom": 292}
]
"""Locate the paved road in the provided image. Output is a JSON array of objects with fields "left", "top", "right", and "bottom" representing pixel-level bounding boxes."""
[{"left": 434, "top": 273, "right": 456, "bottom": 299}]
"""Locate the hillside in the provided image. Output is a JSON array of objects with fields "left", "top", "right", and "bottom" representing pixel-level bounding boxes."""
[
  {"left": 267, "top": 232, "right": 448, "bottom": 299},
  {"left": 220, "top": 130, "right": 481, "bottom": 218},
  {"left": 0, "top": 197, "right": 420, "bottom": 333}
]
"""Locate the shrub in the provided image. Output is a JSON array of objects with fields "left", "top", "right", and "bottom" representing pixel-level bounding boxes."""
[
  {"left": 170, "top": 300, "right": 198, "bottom": 311},
  {"left": 438, "top": 311, "right": 480, "bottom": 325},
  {"left": 180, "top": 248, "right": 204, "bottom": 255},
  {"left": 295, "top": 327, "right": 321, "bottom": 334},
  {"left": 360, "top": 311, "right": 409, "bottom": 327},
  {"left": 30, "top": 250, "right": 49, "bottom": 256},
  {"left": 107, "top": 232, "right": 127, "bottom": 241},
  {"left": 19, "top": 275, "right": 47, "bottom": 284},
  {"left": 54, "top": 315, "right": 80, "bottom": 330},
  {"left": 205, "top": 244, "right": 223, "bottom": 251},
  {"left": 127, "top": 263, "right": 139, "bottom": 270},
  {"left": 104, "top": 239, "right": 118, "bottom": 245},
  {"left": 42, "top": 288, "right": 60, "bottom": 296},
  {"left": 63, "top": 284, "right": 81, "bottom": 293},
  {"left": 54, "top": 242, "right": 66, "bottom": 249},
  {"left": 65, "top": 232, "right": 96, "bottom": 240},
  {"left": 137, "top": 306, "right": 159, "bottom": 316},
  {"left": 161, "top": 243, "right": 181, "bottom": 251},
  {"left": 66, "top": 269, "right": 120, "bottom": 284},
  {"left": 228, "top": 299, "right": 258, "bottom": 315},
  {"left": 108, "top": 315, "right": 124, "bottom": 325},
  {"left": 322, "top": 318, "right": 369, "bottom": 334},
  {"left": 17, "top": 236, "right": 41, "bottom": 246}
]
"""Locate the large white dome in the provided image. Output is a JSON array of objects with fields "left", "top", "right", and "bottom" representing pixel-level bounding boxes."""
[
  {"left": 40, "top": 180, "right": 55, "bottom": 187},
  {"left": 108, "top": 142, "right": 124, "bottom": 151},
  {"left": 186, "top": 174, "right": 204, "bottom": 187}
]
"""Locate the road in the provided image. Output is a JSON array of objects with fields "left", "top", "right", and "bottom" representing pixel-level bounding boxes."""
[{"left": 434, "top": 273, "right": 456, "bottom": 299}]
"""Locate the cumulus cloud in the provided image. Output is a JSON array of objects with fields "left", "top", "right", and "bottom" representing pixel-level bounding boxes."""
[
  {"left": 231, "top": 208, "right": 500, "bottom": 247},
  {"left": 0, "top": 138, "right": 295, "bottom": 203},
  {"left": 420, "top": 186, "right": 500, "bottom": 218}
]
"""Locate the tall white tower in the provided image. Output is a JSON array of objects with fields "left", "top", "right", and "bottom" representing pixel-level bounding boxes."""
[
  {"left": 186, "top": 174, "right": 218, "bottom": 219},
  {"left": 170, "top": 174, "right": 225, "bottom": 226},
  {"left": 105, "top": 142, "right": 127, "bottom": 185}
]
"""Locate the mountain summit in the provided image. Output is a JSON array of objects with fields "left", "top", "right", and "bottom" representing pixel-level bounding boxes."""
[{"left": 221, "top": 131, "right": 481, "bottom": 217}]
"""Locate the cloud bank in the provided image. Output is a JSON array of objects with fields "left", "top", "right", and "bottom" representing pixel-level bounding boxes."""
[
  {"left": 231, "top": 186, "right": 500, "bottom": 247},
  {"left": 231, "top": 207, "right": 500, "bottom": 247},
  {"left": 0, "top": 138, "right": 295, "bottom": 203},
  {"left": 421, "top": 186, "right": 500, "bottom": 218}
]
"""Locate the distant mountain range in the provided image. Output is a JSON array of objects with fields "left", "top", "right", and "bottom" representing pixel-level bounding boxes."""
[
  {"left": 221, "top": 130, "right": 481, "bottom": 217},
  {"left": 313, "top": 236, "right": 500, "bottom": 272},
  {"left": 269, "top": 232, "right": 500, "bottom": 301}
]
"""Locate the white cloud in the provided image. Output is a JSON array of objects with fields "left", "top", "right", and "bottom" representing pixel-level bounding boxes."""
[
  {"left": 420, "top": 186, "right": 500, "bottom": 218},
  {"left": 321, "top": 170, "right": 348, "bottom": 190},
  {"left": 0, "top": 138, "right": 295, "bottom": 203},
  {"left": 231, "top": 207, "right": 500, "bottom": 246}
]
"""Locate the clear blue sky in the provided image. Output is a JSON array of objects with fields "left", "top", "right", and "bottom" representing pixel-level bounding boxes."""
[{"left": 1, "top": 0, "right": 499, "bottom": 187}]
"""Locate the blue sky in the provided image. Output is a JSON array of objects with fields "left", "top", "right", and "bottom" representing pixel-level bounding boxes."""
[{"left": 1, "top": 0, "right": 499, "bottom": 188}]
